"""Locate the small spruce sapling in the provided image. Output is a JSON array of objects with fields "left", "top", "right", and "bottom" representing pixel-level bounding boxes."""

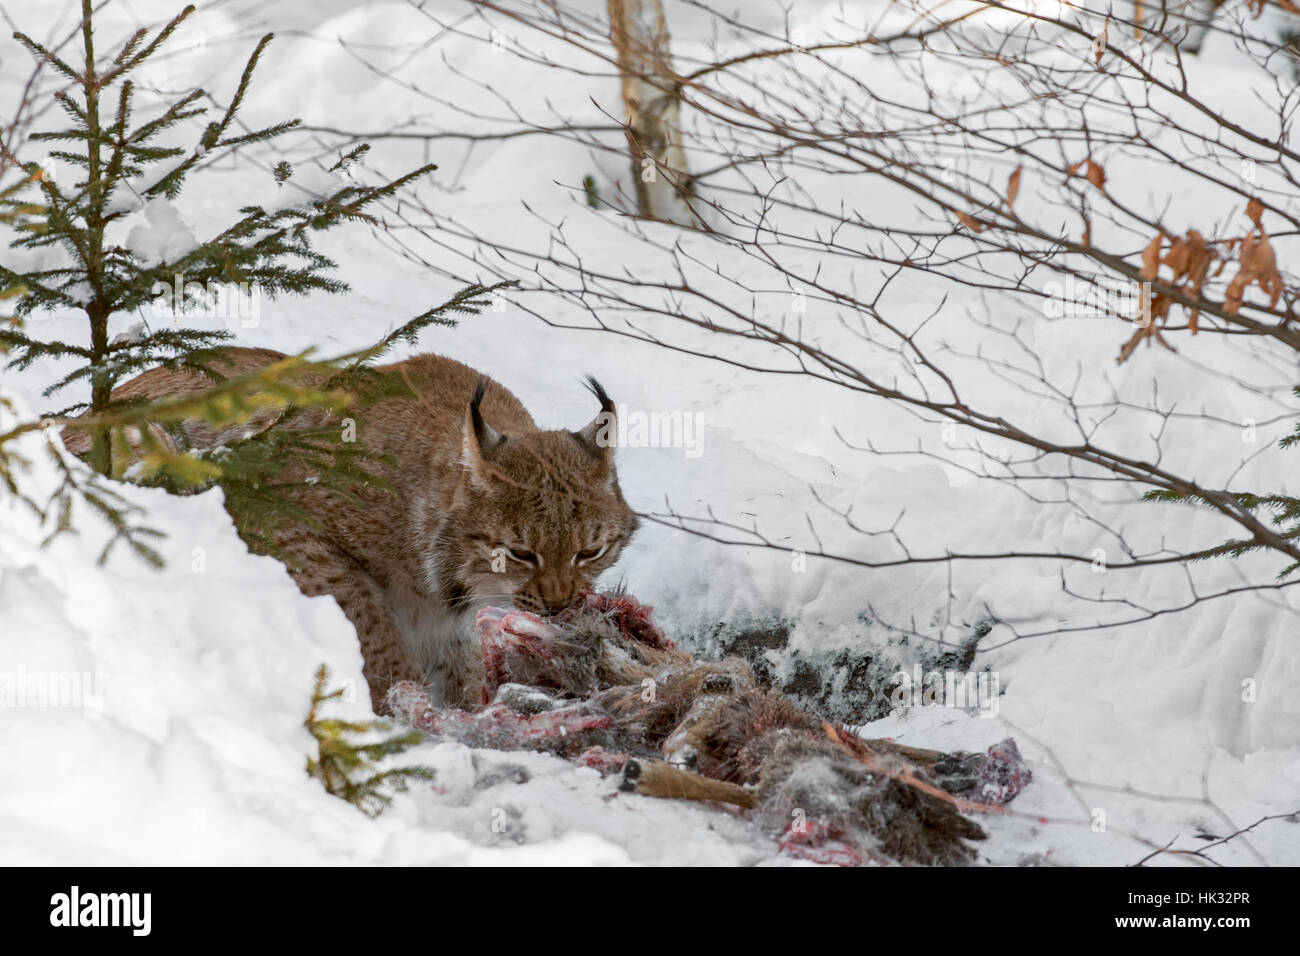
[
  {"left": 304, "top": 664, "right": 434, "bottom": 817},
  {"left": 0, "top": 1, "right": 512, "bottom": 563},
  {"left": 0, "top": 2, "right": 437, "bottom": 476}
]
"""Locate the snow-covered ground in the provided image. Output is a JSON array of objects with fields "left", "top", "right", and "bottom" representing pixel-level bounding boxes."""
[{"left": 2, "top": 0, "right": 1298, "bottom": 865}]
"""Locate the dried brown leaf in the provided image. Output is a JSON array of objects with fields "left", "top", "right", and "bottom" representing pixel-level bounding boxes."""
[
  {"left": 1118, "top": 294, "right": 1174, "bottom": 364},
  {"left": 1085, "top": 160, "right": 1106, "bottom": 189},
  {"left": 1227, "top": 230, "right": 1284, "bottom": 314},
  {"left": 1162, "top": 237, "right": 1189, "bottom": 279},
  {"left": 1139, "top": 233, "right": 1163, "bottom": 281},
  {"left": 1116, "top": 327, "right": 1144, "bottom": 364},
  {"left": 1246, "top": 197, "right": 1265, "bottom": 228},
  {"left": 1095, "top": 22, "right": 1108, "bottom": 66},
  {"left": 1179, "top": 230, "right": 1213, "bottom": 333},
  {"left": 1224, "top": 272, "right": 1247, "bottom": 315},
  {"left": 1117, "top": 319, "right": 1168, "bottom": 364},
  {"left": 1249, "top": 233, "right": 1283, "bottom": 309}
]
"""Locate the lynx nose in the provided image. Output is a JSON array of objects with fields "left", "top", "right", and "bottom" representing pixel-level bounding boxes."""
[{"left": 542, "top": 594, "right": 576, "bottom": 614}]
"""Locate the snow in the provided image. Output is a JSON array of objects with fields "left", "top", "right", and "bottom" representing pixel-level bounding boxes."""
[
  {"left": 123, "top": 198, "right": 199, "bottom": 267},
  {"left": 2, "top": 0, "right": 1298, "bottom": 865}
]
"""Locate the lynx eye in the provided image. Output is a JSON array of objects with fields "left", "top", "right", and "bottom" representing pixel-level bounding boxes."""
[
  {"left": 573, "top": 544, "right": 609, "bottom": 566},
  {"left": 501, "top": 547, "right": 540, "bottom": 567}
]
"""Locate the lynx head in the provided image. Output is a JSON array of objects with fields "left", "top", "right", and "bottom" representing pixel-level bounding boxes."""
[{"left": 443, "top": 377, "right": 638, "bottom": 615}]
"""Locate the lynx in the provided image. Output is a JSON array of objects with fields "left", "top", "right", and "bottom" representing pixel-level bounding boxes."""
[{"left": 62, "top": 348, "right": 639, "bottom": 712}]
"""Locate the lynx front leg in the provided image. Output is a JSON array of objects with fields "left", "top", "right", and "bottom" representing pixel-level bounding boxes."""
[
  {"left": 439, "top": 629, "right": 486, "bottom": 712},
  {"left": 273, "top": 530, "right": 424, "bottom": 713}
]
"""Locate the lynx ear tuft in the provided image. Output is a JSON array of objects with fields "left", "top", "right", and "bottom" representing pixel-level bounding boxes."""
[
  {"left": 463, "top": 378, "right": 506, "bottom": 484},
  {"left": 574, "top": 375, "right": 617, "bottom": 462}
]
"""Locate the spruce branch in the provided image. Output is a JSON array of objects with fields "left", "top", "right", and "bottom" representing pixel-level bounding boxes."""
[{"left": 304, "top": 664, "right": 433, "bottom": 817}]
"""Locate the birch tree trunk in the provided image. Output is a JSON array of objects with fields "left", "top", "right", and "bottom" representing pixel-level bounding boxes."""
[{"left": 607, "top": 0, "right": 702, "bottom": 228}]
